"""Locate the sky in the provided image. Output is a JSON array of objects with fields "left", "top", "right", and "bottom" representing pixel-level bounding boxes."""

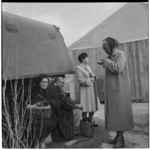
[{"left": 2, "top": 3, "right": 127, "bottom": 47}]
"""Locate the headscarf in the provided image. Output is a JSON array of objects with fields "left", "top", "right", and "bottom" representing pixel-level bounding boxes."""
[
  {"left": 36, "top": 74, "right": 49, "bottom": 97},
  {"left": 103, "top": 37, "right": 120, "bottom": 59}
]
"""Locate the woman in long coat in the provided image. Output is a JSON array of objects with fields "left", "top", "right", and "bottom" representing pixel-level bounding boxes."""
[
  {"left": 75, "top": 52, "right": 99, "bottom": 125},
  {"left": 98, "top": 37, "right": 134, "bottom": 148}
]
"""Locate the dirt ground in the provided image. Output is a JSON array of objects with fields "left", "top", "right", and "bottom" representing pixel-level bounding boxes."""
[{"left": 46, "top": 102, "right": 149, "bottom": 148}]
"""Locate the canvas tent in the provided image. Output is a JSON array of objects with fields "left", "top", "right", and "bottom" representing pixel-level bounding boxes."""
[
  {"left": 68, "top": 3, "right": 149, "bottom": 102},
  {"left": 68, "top": 3, "right": 148, "bottom": 50},
  {"left": 2, "top": 11, "right": 74, "bottom": 80}
]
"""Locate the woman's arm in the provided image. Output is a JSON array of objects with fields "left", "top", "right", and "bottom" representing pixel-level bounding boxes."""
[
  {"left": 47, "top": 86, "right": 61, "bottom": 109},
  {"left": 102, "top": 52, "right": 126, "bottom": 73},
  {"left": 75, "top": 66, "right": 92, "bottom": 86}
]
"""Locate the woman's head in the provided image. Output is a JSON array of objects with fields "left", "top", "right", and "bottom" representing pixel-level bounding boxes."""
[
  {"left": 36, "top": 74, "right": 49, "bottom": 90},
  {"left": 55, "top": 77, "right": 65, "bottom": 89},
  {"left": 78, "top": 52, "right": 89, "bottom": 64},
  {"left": 102, "top": 37, "right": 119, "bottom": 55}
]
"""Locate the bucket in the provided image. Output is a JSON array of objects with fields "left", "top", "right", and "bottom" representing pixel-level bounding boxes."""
[{"left": 80, "top": 120, "right": 94, "bottom": 138}]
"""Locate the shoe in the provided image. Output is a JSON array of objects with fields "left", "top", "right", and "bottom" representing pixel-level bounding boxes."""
[
  {"left": 81, "top": 119, "right": 87, "bottom": 122},
  {"left": 74, "top": 132, "right": 80, "bottom": 136},
  {"left": 108, "top": 134, "right": 119, "bottom": 144},
  {"left": 114, "top": 139, "right": 125, "bottom": 148},
  {"left": 92, "top": 123, "right": 98, "bottom": 127},
  {"left": 92, "top": 121, "right": 98, "bottom": 127},
  {"left": 86, "top": 118, "right": 91, "bottom": 122},
  {"left": 108, "top": 138, "right": 117, "bottom": 144}
]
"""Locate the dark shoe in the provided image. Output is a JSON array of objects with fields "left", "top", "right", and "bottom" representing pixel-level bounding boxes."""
[
  {"left": 108, "top": 139, "right": 117, "bottom": 144},
  {"left": 114, "top": 140, "right": 125, "bottom": 148},
  {"left": 92, "top": 123, "right": 98, "bottom": 127},
  {"left": 74, "top": 132, "right": 80, "bottom": 136},
  {"left": 92, "top": 121, "right": 98, "bottom": 127},
  {"left": 108, "top": 134, "right": 119, "bottom": 144},
  {"left": 86, "top": 118, "right": 91, "bottom": 122},
  {"left": 81, "top": 119, "right": 87, "bottom": 122}
]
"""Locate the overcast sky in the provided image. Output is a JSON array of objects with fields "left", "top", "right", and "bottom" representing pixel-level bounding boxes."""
[{"left": 2, "top": 3, "right": 126, "bottom": 47}]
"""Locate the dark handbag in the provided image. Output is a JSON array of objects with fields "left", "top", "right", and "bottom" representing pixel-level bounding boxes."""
[{"left": 80, "top": 120, "right": 94, "bottom": 138}]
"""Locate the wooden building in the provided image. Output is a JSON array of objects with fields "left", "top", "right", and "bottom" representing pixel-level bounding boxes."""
[{"left": 68, "top": 3, "right": 149, "bottom": 103}]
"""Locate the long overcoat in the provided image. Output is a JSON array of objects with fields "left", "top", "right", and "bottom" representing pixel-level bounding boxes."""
[
  {"left": 75, "top": 64, "right": 98, "bottom": 112},
  {"left": 102, "top": 49, "right": 134, "bottom": 131}
]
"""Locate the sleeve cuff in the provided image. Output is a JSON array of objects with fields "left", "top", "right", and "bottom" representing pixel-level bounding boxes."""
[{"left": 102, "top": 59, "right": 112, "bottom": 69}]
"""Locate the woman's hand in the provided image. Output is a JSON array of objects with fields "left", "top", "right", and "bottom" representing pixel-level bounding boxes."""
[
  {"left": 76, "top": 104, "right": 83, "bottom": 110},
  {"left": 97, "top": 59, "right": 104, "bottom": 65},
  {"left": 90, "top": 77, "right": 95, "bottom": 83}
]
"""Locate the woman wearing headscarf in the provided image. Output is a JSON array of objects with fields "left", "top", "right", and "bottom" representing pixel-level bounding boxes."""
[
  {"left": 75, "top": 52, "right": 99, "bottom": 126},
  {"left": 25, "top": 74, "right": 61, "bottom": 148},
  {"left": 98, "top": 37, "right": 134, "bottom": 148}
]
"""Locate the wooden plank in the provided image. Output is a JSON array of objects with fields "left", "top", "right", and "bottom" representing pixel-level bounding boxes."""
[
  {"left": 128, "top": 42, "right": 135, "bottom": 98},
  {"left": 89, "top": 48, "right": 96, "bottom": 75},
  {"left": 145, "top": 39, "right": 149, "bottom": 101},
  {"left": 133, "top": 42, "right": 140, "bottom": 97},
  {"left": 137, "top": 40, "right": 146, "bottom": 99},
  {"left": 142, "top": 40, "right": 149, "bottom": 101},
  {"left": 121, "top": 43, "right": 128, "bottom": 63},
  {"left": 127, "top": 42, "right": 134, "bottom": 98}
]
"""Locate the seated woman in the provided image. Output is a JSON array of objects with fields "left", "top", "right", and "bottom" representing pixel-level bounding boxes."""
[
  {"left": 47, "top": 77, "right": 83, "bottom": 142},
  {"left": 25, "top": 74, "right": 61, "bottom": 148},
  {"left": 54, "top": 76, "right": 83, "bottom": 126}
]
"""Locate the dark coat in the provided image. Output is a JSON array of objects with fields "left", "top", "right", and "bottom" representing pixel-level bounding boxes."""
[
  {"left": 26, "top": 87, "right": 60, "bottom": 140},
  {"left": 47, "top": 86, "right": 75, "bottom": 142}
]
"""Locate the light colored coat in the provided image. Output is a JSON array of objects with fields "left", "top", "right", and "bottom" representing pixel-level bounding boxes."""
[
  {"left": 75, "top": 64, "right": 98, "bottom": 112},
  {"left": 102, "top": 49, "right": 134, "bottom": 131}
]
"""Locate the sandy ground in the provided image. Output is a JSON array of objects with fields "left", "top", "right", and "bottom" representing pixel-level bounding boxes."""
[
  {"left": 46, "top": 103, "right": 149, "bottom": 148},
  {"left": 96, "top": 103, "right": 149, "bottom": 148}
]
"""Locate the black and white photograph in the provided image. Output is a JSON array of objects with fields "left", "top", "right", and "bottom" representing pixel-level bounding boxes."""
[{"left": 2, "top": 2, "right": 149, "bottom": 148}]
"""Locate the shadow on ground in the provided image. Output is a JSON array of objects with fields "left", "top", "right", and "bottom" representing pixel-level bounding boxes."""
[{"left": 46, "top": 119, "right": 109, "bottom": 148}]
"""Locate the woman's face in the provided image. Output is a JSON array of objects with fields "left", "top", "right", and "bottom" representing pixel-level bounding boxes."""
[
  {"left": 102, "top": 40, "right": 111, "bottom": 55},
  {"left": 39, "top": 78, "right": 49, "bottom": 89},
  {"left": 83, "top": 56, "right": 89, "bottom": 64},
  {"left": 56, "top": 77, "right": 65, "bottom": 89}
]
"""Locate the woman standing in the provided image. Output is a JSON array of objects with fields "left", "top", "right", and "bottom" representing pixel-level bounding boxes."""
[
  {"left": 75, "top": 52, "right": 98, "bottom": 126},
  {"left": 98, "top": 37, "right": 134, "bottom": 148}
]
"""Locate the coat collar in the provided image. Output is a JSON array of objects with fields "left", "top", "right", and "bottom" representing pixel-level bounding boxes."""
[
  {"left": 112, "top": 48, "right": 119, "bottom": 57},
  {"left": 80, "top": 63, "right": 88, "bottom": 69}
]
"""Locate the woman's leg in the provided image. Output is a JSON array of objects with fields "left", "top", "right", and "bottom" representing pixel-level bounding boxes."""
[
  {"left": 73, "top": 108, "right": 82, "bottom": 126},
  {"left": 114, "top": 131, "right": 124, "bottom": 148},
  {"left": 39, "top": 137, "right": 46, "bottom": 148},
  {"left": 89, "top": 112, "right": 98, "bottom": 127},
  {"left": 33, "top": 137, "right": 39, "bottom": 148},
  {"left": 108, "top": 131, "right": 119, "bottom": 144},
  {"left": 89, "top": 112, "right": 94, "bottom": 122},
  {"left": 82, "top": 112, "right": 87, "bottom": 121}
]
